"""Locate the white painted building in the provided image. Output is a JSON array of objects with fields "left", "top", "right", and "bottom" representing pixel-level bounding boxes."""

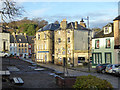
[
  {"left": 92, "top": 23, "right": 115, "bottom": 67},
  {"left": 0, "top": 30, "right": 10, "bottom": 53},
  {"left": 10, "top": 35, "right": 17, "bottom": 55}
]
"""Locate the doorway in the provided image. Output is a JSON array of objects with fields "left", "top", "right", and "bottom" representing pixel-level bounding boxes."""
[{"left": 3, "top": 41, "right": 6, "bottom": 51}]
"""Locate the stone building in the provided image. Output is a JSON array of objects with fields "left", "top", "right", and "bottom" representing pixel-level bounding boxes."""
[
  {"left": 11, "top": 32, "right": 29, "bottom": 58},
  {"left": 0, "top": 24, "right": 10, "bottom": 53},
  {"left": 54, "top": 19, "right": 91, "bottom": 66},
  {"left": 27, "top": 36, "right": 34, "bottom": 58},
  {"left": 113, "top": 15, "right": 120, "bottom": 64},
  {"left": 36, "top": 23, "right": 60, "bottom": 63}
]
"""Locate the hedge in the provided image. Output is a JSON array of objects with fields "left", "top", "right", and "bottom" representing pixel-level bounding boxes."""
[{"left": 73, "top": 75, "right": 113, "bottom": 89}]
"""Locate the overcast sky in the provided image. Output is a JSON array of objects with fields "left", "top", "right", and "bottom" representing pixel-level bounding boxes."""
[{"left": 17, "top": 1, "right": 118, "bottom": 28}]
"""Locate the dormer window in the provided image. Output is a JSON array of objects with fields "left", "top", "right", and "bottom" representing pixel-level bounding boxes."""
[
  {"left": 105, "top": 27, "right": 108, "bottom": 33},
  {"left": 104, "top": 24, "right": 112, "bottom": 34},
  {"left": 19, "top": 39, "right": 21, "bottom": 42}
]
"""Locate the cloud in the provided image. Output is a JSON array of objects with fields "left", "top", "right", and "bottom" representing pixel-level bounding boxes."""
[
  {"left": 90, "top": 18, "right": 113, "bottom": 28},
  {"left": 24, "top": 8, "right": 51, "bottom": 18}
]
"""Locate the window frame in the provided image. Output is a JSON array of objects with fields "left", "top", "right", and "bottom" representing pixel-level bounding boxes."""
[
  {"left": 68, "top": 37, "right": 70, "bottom": 43},
  {"left": 95, "top": 40, "right": 100, "bottom": 49},
  {"left": 38, "top": 34, "right": 40, "bottom": 40},
  {"left": 105, "top": 52, "right": 112, "bottom": 64},
  {"left": 106, "top": 39, "right": 111, "bottom": 48}
]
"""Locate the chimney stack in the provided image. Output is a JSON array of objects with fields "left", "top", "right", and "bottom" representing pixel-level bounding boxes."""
[
  {"left": 114, "top": 19, "right": 120, "bottom": 46},
  {"left": 60, "top": 19, "right": 67, "bottom": 30},
  {"left": 12, "top": 32, "right": 16, "bottom": 38},
  {"left": 75, "top": 21, "right": 78, "bottom": 29},
  {"left": 80, "top": 18, "right": 86, "bottom": 28}
]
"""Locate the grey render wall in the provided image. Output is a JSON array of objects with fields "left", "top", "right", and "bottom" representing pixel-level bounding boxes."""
[{"left": 74, "top": 30, "right": 88, "bottom": 50}]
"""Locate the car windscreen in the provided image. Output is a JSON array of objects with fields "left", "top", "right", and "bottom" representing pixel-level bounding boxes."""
[{"left": 115, "top": 65, "right": 120, "bottom": 68}]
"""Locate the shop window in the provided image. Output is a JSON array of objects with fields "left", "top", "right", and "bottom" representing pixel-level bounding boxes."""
[
  {"left": 78, "top": 57, "right": 85, "bottom": 63},
  {"left": 92, "top": 53, "right": 102, "bottom": 64},
  {"left": 105, "top": 53, "right": 112, "bottom": 63}
]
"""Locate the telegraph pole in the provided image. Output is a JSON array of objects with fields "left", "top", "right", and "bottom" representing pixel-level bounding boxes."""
[{"left": 87, "top": 16, "right": 90, "bottom": 72}]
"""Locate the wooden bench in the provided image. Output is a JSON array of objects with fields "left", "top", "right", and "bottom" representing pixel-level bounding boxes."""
[
  {"left": 0, "top": 71, "right": 10, "bottom": 76},
  {"left": 11, "top": 77, "right": 24, "bottom": 85}
]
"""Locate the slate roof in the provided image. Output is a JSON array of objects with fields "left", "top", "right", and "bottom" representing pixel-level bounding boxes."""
[
  {"left": 27, "top": 36, "right": 34, "bottom": 44},
  {"left": 93, "top": 30, "right": 114, "bottom": 38},
  {"left": 10, "top": 35, "right": 15, "bottom": 43},
  {"left": 38, "top": 23, "right": 60, "bottom": 32},
  {"left": 113, "top": 15, "right": 120, "bottom": 21},
  {"left": 15, "top": 35, "right": 28, "bottom": 43},
  {"left": 67, "top": 22, "right": 89, "bottom": 31}
]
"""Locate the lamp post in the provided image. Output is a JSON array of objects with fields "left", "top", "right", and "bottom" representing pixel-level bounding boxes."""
[{"left": 83, "top": 16, "right": 90, "bottom": 71}]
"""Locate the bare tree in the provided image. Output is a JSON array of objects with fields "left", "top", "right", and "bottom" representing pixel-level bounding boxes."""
[{"left": 0, "top": 0, "right": 24, "bottom": 22}]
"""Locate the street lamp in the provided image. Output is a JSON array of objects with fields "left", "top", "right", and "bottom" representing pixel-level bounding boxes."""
[{"left": 83, "top": 16, "right": 90, "bottom": 71}]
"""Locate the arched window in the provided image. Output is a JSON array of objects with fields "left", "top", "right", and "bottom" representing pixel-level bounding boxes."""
[
  {"left": 22, "top": 49, "right": 24, "bottom": 53},
  {"left": 22, "top": 44, "right": 23, "bottom": 47},
  {"left": 19, "top": 44, "right": 20, "bottom": 47}
]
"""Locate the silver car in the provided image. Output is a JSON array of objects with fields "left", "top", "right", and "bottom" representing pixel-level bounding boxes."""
[
  {"left": 112, "top": 65, "right": 120, "bottom": 75},
  {"left": 105, "top": 64, "right": 120, "bottom": 74}
]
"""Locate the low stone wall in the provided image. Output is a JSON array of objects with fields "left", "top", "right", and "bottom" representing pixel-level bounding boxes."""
[{"left": 55, "top": 75, "right": 76, "bottom": 88}]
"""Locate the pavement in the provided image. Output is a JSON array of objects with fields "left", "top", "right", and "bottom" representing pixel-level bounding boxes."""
[{"left": 19, "top": 58, "right": 120, "bottom": 89}]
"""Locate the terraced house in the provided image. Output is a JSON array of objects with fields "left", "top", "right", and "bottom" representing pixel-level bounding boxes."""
[
  {"left": 54, "top": 19, "right": 91, "bottom": 66},
  {"left": 92, "top": 23, "right": 114, "bottom": 67},
  {"left": 11, "top": 32, "right": 29, "bottom": 58},
  {"left": 36, "top": 23, "right": 60, "bottom": 63}
]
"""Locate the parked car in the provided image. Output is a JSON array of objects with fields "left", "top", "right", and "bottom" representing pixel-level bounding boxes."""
[
  {"left": 105, "top": 64, "right": 120, "bottom": 74},
  {"left": 0, "top": 51, "right": 10, "bottom": 57},
  {"left": 96, "top": 63, "right": 109, "bottom": 73},
  {"left": 112, "top": 65, "right": 120, "bottom": 75}
]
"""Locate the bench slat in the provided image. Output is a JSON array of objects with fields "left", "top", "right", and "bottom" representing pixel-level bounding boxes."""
[
  {"left": 18, "top": 77, "right": 24, "bottom": 83},
  {"left": 5, "top": 71, "right": 10, "bottom": 75},
  {"left": 13, "top": 77, "right": 19, "bottom": 83},
  {"left": 2, "top": 71, "right": 5, "bottom": 75}
]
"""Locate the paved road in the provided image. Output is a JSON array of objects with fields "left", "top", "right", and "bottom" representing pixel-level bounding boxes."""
[
  {"left": 2, "top": 58, "right": 59, "bottom": 89},
  {"left": 37, "top": 63, "right": 120, "bottom": 89},
  {"left": 2, "top": 57, "right": 119, "bottom": 89}
]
